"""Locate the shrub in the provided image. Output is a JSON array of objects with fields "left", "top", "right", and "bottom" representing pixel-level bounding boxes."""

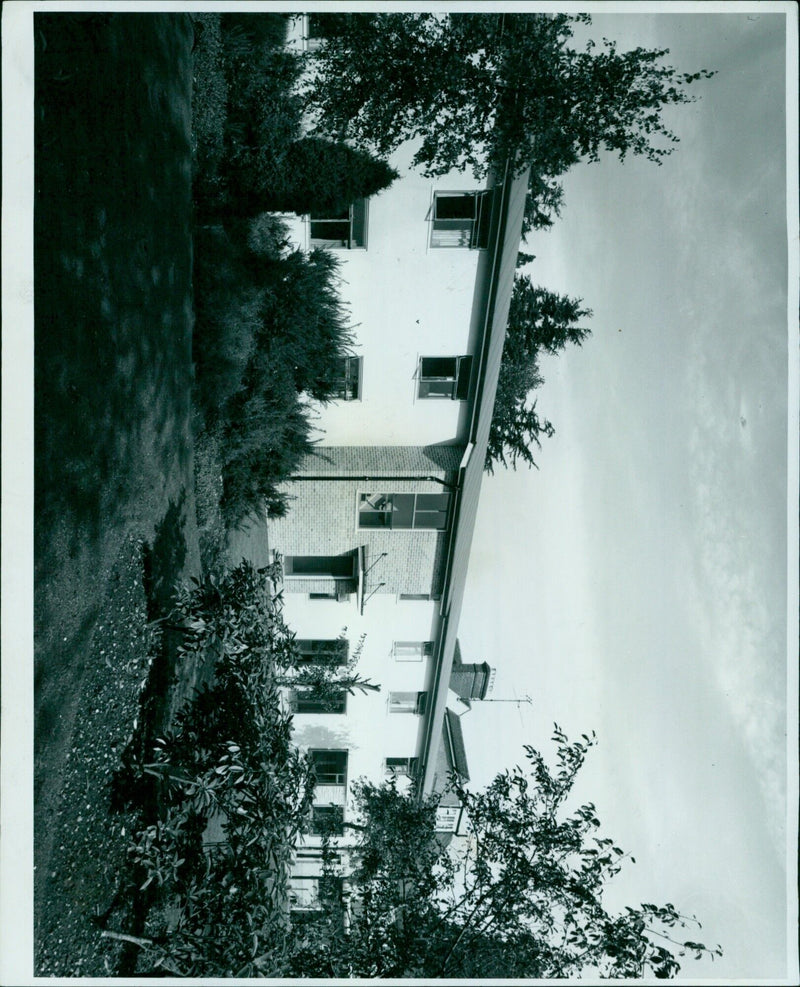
[
  {"left": 219, "top": 396, "right": 316, "bottom": 526},
  {"left": 190, "top": 14, "right": 228, "bottom": 189},
  {"left": 245, "top": 212, "right": 291, "bottom": 259},
  {"left": 220, "top": 11, "right": 289, "bottom": 53},
  {"left": 258, "top": 247, "right": 355, "bottom": 400},
  {"left": 191, "top": 226, "right": 267, "bottom": 419},
  {"left": 193, "top": 231, "right": 356, "bottom": 526},
  {"left": 220, "top": 45, "right": 304, "bottom": 218},
  {"left": 274, "top": 137, "right": 399, "bottom": 216},
  {"left": 120, "top": 563, "right": 317, "bottom": 978}
]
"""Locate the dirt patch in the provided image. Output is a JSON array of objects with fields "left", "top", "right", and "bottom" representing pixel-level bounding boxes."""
[{"left": 35, "top": 537, "right": 158, "bottom": 977}]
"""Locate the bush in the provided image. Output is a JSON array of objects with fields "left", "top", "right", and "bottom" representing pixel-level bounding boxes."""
[
  {"left": 193, "top": 225, "right": 356, "bottom": 526},
  {"left": 193, "top": 216, "right": 295, "bottom": 420},
  {"left": 220, "top": 11, "right": 289, "bottom": 52},
  {"left": 120, "top": 563, "right": 317, "bottom": 978},
  {"left": 192, "top": 230, "right": 265, "bottom": 418},
  {"left": 258, "top": 247, "right": 354, "bottom": 400},
  {"left": 274, "top": 137, "right": 399, "bottom": 216},
  {"left": 219, "top": 382, "right": 316, "bottom": 526},
  {"left": 190, "top": 15, "right": 228, "bottom": 178},
  {"left": 191, "top": 13, "right": 303, "bottom": 219},
  {"left": 191, "top": 15, "right": 385, "bottom": 529}
]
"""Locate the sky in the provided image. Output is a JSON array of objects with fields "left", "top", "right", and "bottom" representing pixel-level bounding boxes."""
[
  {"left": 0, "top": 4, "right": 795, "bottom": 985},
  {"left": 458, "top": 8, "right": 797, "bottom": 981}
]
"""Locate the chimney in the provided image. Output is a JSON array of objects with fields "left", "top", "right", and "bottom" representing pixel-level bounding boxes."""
[{"left": 449, "top": 646, "right": 494, "bottom": 700}]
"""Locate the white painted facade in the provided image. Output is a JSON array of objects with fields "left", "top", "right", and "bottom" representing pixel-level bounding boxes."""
[
  {"left": 275, "top": 16, "right": 518, "bottom": 912},
  {"left": 283, "top": 16, "right": 489, "bottom": 449}
]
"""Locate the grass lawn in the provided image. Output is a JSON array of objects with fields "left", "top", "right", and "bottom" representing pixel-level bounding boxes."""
[
  {"left": 33, "top": 10, "right": 336, "bottom": 975},
  {"left": 34, "top": 13, "right": 199, "bottom": 975}
]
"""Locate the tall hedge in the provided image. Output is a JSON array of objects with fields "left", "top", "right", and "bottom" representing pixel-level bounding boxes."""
[{"left": 224, "top": 137, "right": 398, "bottom": 218}]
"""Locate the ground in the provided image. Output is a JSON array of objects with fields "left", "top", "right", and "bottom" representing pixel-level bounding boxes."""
[{"left": 33, "top": 13, "right": 199, "bottom": 975}]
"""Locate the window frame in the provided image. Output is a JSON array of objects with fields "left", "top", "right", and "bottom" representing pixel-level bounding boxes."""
[
  {"left": 309, "top": 198, "right": 368, "bottom": 250},
  {"left": 430, "top": 190, "right": 492, "bottom": 249},
  {"left": 332, "top": 355, "right": 362, "bottom": 401},
  {"left": 358, "top": 492, "right": 451, "bottom": 531},
  {"left": 309, "top": 749, "right": 348, "bottom": 787},
  {"left": 284, "top": 554, "right": 357, "bottom": 580},
  {"left": 295, "top": 639, "right": 349, "bottom": 666},
  {"left": 417, "top": 354, "right": 473, "bottom": 400},
  {"left": 304, "top": 13, "right": 326, "bottom": 50},
  {"left": 384, "top": 756, "right": 420, "bottom": 778},
  {"left": 388, "top": 691, "right": 428, "bottom": 715},
  {"left": 293, "top": 689, "right": 348, "bottom": 714},
  {"left": 392, "top": 641, "right": 434, "bottom": 662}
]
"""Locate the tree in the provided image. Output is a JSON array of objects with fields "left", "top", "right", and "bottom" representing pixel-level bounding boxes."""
[
  {"left": 277, "top": 627, "right": 381, "bottom": 712},
  {"left": 304, "top": 13, "right": 715, "bottom": 181},
  {"left": 224, "top": 137, "right": 399, "bottom": 219},
  {"left": 523, "top": 173, "right": 566, "bottom": 235},
  {"left": 114, "top": 562, "right": 318, "bottom": 977},
  {"left": 486, "top": 277, "right": 592, "bottom": 472},
  {"left": 508, "top": 275, "right": 593, "bottom": 356},
  {"left": 286, "top": 729, "right": 723, "bottom": 978}
]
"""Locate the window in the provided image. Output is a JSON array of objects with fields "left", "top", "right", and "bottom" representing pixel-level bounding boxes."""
[
  {"left": 293, "top": 689, "right": 347, "bottom": 714},
  {"left": 392, "top": 641, "right": 434, "bottom": 662},
  {"left": 305, "top": 13, "right": 326, "bottom": 50},
  {"left": 332, "top": 355, "right": 362, "bottom": 401},
  {"left": 295, "top": 639, "right": 348, "bottom": 666},
  {"left": 399, "top": 593, "right": 441, "bottom": 602},
  {"left": 417, "top": 355, "right": 473, "bottom": 400},
  {"left": 310, "top": 805, "right": 345, "bottom": 836},
  {"left": 358, "top": 493, "right": 450, "bottom": 530},
  {"left": 285, "top": 554, "right": 356, "bottom": 578},
  {"left": 310, "top": 749, "right": 348, "bottom": 786},
  {"left": 296, "top": 849, "right": 342, "bottom": 862},
  {"left": 430, "top": 190, "right": 492, "bottom": 248},
  {"left": 385, "top": 756, "right": 419, "bottom": 778},
  {"left": 389, "top": 691, "right": 427, "bottom": 715},
  {"left": 310, "top": 199, "right": 368, "bottom": 249}
]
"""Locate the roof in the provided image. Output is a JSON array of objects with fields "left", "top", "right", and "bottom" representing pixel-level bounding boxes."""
[{"left": 418, "top": 160, "right": 531, "bottom": 797}]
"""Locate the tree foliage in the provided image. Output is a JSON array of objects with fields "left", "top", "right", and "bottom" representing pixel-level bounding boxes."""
[
  {"left": 277, "top": 626, "right": 380, "bottom": 712},
  {"left": 286, "top": 729, "right": 722, "bottom": 978},
  {"left": 304, "top": 12, "right": 715, "bottom": 180},
  {"left": 116, "top": 561, "right": 317, "bottom": 977},
  {"left": 193, "top": 220, "right": 358, "bottom": 525},
  {"left": 223, "top": 136, "right": 398, "bottom": 219},
  {"left": 487, "top": 277, "right": 592, "bottom": 472}
]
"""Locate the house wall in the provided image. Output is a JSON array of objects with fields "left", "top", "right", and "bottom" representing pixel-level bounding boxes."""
[
  {"left": 282, "top": 18, "right": 493, "bottom": 449},
  {"left": 269, "top": 445, "right": 463, "bottom": 597},
  {"left": 278, "top": 16, "right": 489, "bottom": 900},
  {"left": 281, "top": 589, "right": 440, "bottom": 852}
]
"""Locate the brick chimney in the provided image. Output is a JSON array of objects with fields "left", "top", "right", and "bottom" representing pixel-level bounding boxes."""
[{"left": 449, "top": 641, "right": 494, "bottom": 700}]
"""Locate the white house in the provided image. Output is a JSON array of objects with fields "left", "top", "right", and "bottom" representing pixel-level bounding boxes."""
[{"left": 270, "top": 15, "right": 529, "bottom": 913}]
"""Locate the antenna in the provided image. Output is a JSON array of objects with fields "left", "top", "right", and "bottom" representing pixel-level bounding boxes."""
[{"left": 478, "top": 694, "right": 532, "bottom": 708}]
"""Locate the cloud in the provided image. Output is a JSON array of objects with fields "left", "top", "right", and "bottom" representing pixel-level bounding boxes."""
[{"left": 681, "top": 324, "right": 788, "bottom": 856}]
